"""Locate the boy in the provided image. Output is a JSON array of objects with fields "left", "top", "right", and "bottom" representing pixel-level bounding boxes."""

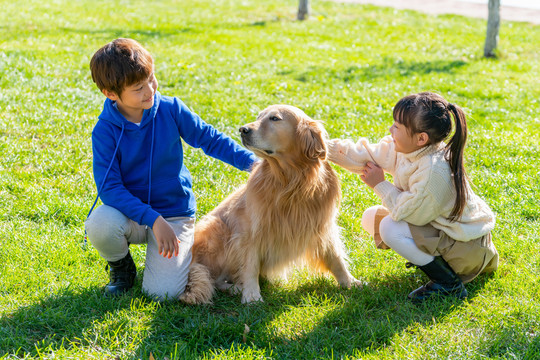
[{"left": 85, "top": 38, "right": 258, "bottom": 300}]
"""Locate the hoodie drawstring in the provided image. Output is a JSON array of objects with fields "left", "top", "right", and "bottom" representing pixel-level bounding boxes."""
[
  {"left": 83, "top": 123, "right": 125, "bottom": 247},
  {"left": 148, "top": 116, "right": 155, "bottom": 208}
]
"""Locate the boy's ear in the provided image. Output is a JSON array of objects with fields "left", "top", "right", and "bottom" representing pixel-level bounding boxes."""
[
  {"left": 416, "top": 132, "right": 429, "bottom": 147},
  {"left": 102, "top": 89, "right": 119, "bottom": 101}
]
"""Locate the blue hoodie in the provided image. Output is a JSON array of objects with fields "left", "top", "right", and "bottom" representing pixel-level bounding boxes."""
[{"left": 91, "top": 92, "right": 258, "bottom": 228}]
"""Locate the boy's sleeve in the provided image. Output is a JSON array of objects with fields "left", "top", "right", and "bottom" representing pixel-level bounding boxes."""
[
  {"left": 327, "top": 135, "right": 398, "bottom": 174},
  {"left": 174, "top": 99, "right": 258, "bottom": 171},
  {"left": 92, "top": 125, "right": 161, "bottom": 228}
]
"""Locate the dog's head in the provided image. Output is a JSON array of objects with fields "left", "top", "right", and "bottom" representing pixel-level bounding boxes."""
[{"left": 240, "top": 105, "right": 327, "bottom": 163}]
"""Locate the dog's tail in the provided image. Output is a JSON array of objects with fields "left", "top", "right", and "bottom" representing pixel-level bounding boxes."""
[{"left": 179, "top": 262, "right": 215, "bottom": 305}]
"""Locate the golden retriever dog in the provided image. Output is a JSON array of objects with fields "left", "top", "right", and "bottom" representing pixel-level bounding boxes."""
[{"left": 179, "top": 105, "right": 362, "bottom": 304}]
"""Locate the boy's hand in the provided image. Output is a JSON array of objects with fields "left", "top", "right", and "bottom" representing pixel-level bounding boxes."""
[
  {"left": 152, "top": 216, "right": 180, "bottom": 258},
  {"left": 360, "top": 161, "right": 385, "bottom": 188}
]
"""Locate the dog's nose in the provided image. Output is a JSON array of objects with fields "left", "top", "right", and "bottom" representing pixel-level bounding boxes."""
[{"left": 239, "top": 126, "right": 251, "bottom": 135}]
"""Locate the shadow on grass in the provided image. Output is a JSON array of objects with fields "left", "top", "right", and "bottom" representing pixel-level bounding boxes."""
[
  {"left": 131, "top": 271, "right": 495, "bottom": 359},
  {"left": 3, "top": 27, "right": 196, "bottom": 45},
  {"left": 263, "top": 272, "right": 496, "bottom": 359},
  {"left": 0, "top": 286, "right": 134, "bottom": 357},
  {"left": 289, "top": 57, "right": 469, "bottom": 84},
  {"left": 0, "top": 271, "right": 494, "bottom": 359}
]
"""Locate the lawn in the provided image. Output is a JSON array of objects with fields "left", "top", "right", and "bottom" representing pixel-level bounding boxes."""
[{"left": 0, "top": 0, "right": 539, "bottom": 359}]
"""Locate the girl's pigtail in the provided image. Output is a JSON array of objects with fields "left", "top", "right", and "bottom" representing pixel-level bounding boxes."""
[{"left": 446, "top": 103, "right": 469, "bottom": 221}]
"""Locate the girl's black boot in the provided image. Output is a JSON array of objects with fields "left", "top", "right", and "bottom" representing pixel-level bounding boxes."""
[
  {"left": 407, "top": 256, "right": 467, "bottom": 302},
  {"left": 104, "top": 251, "right": 137, "bottom": 297}
]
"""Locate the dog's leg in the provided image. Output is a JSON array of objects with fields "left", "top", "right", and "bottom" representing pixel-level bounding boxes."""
[
  {"left": 326, "top": 255, "right": 363, "bottom": 289},
  {"left": 238, "top": 248, "right": 263, "bottom": 304},
  {"left": 313, "top": 236, "right": 364, "bottom": 289}
]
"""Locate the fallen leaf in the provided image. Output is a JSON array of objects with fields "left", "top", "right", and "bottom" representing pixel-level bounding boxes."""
[{"left": 243, "top": 324, "right": 250, "bottom": 343}]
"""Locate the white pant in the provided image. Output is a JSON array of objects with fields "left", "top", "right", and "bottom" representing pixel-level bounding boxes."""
[
  {"left": 85, "top": 205, "right": 194, "bottom": 301},
  {"left": 361, "top": 205, "right": 434, "bottom": 266}
]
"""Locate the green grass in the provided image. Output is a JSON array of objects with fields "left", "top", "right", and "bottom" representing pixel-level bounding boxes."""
[{"left": 1, "top": 0, "right": 539, "bottom": 358}]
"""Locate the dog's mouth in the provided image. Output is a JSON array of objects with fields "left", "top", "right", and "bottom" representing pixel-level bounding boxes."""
[
  {"left": 241, "top": 136, "right": 252, "bottom": 149},
  {"left": 249, "top": 146, "right": 274, "bottom": 156},
  {"left": 242, "top": 137, "right": 274, "bottom": 156}
]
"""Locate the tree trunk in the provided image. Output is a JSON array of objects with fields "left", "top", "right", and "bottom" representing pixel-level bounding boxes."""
[
  {"left": 298, "top": 0, "right": 310, "bottom": 21},
  {"left": 484, "top": 0, "right": 500, "bottom": 58}
]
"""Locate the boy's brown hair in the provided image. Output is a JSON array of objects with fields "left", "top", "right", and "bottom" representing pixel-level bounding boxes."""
[{"left": 90, "top": 38, "right": 154, "bottom": 96}]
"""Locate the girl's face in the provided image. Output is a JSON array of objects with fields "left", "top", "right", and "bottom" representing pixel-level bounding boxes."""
[{"left": 389, "top": 121, "right": 426, "bottom": 153}]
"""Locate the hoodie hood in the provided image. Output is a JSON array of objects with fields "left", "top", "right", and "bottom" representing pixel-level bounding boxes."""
[{"left": 98, "top": 91, "right": 161, "bottom": 129}]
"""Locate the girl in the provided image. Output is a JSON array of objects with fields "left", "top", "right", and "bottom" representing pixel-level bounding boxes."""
[{"left": 328, "top": 92, "right": 498, "bottom": 302}]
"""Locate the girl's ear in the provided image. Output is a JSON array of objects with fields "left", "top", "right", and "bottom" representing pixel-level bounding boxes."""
[
  {"left": 102, "top": 89, "right": 119, "bottom": 101},
  {"left": 416, "top": 132, "right": 430, "bottom": 147}
]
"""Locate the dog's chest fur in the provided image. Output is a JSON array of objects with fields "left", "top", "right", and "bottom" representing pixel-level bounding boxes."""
[{"left": 243, "top": 160, "right": 339, "bottom": 257}]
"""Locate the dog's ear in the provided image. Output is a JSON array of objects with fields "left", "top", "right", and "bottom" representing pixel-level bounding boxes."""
[{"left": 298, "top": 119, "right": 327, "bottom": 160}]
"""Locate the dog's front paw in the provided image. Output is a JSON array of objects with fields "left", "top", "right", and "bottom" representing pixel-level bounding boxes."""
[
  {"left": 351, "top": 278, "right": 367, "bottom": 288},
  {"left": 241, "top": 290, "right": 264, "bottom": 304},
  {"left": 340, "top": 277, "right": 367, "bottom": 289}
]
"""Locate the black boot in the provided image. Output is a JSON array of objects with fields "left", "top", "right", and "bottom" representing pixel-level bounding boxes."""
[
  {"left": 407, "top": 256, "right": 467, "bottom": 302},
  {"left": 104, "top": 252, "right": 137, "bottom": 297}
]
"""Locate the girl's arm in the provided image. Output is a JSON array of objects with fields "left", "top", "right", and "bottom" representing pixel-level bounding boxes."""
[
  {"left": 327, "top": 135, "right": 397, "bottom": 174},
  {"left": 374, "top": 164, "right": 455, "bottom": 226}
]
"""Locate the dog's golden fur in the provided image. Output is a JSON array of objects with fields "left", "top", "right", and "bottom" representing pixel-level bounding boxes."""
[{"left": 180, "top": 105, "right": 361, "bottom": 304}]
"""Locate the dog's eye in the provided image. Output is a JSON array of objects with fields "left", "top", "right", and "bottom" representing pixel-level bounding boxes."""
[{"left": 269, "top": 115, "right": 281, "bottom": 122}]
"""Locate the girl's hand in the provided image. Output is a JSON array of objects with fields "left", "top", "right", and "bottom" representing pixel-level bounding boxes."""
[
  {"left": 152, "top": 216, "right": 180, "bottom": 258},
  {"left": 326, "top": 139, "right": 366, "bottom": 173},
  {"left": 360, "top": 161, "right": 385, "bottom": 188}
]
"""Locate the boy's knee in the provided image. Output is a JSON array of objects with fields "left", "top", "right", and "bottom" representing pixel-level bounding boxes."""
[
  {"left": 142, "top": 246, "right": 192, "bottom": 301},
  {"left": 142, "top": 265, "right": 190, "bottom": 301},
  {"left": 143, "top": 278, "right": 188, "bottom": 301},
  {"left": 85, "top": 205, "right": 130, "bottom": 249},
  {"left": 142, "top": 217, "right": 194, "bottom": 301}
]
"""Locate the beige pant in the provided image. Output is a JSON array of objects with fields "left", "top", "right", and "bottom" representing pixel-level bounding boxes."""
[
  {"left": 85, "top": 205, "right": 194, "bottom": 301},
  {"left": 361, "top": 205, "right": 498, "bottom": 283}
]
